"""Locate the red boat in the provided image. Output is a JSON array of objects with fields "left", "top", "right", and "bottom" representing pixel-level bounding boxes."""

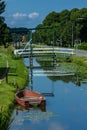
[{"left": 15, "top": 89, "right": 46, "bottom": 108}]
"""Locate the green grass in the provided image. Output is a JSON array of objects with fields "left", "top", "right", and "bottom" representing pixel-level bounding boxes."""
[
  {"left": 71, "top": 55, "right": 87, "bottom": 68},
  {"left": 0, "top": 46, "right": 28, "bottom": 129}
]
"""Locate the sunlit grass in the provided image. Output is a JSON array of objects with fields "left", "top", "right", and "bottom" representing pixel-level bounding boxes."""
[{"left": 0, "top": 45, "right": 28, "bottom": 129}]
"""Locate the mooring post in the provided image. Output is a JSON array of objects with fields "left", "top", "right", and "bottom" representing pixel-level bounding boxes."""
[{"left": 6, "top": 60, "right": 9, "bottom": 84}]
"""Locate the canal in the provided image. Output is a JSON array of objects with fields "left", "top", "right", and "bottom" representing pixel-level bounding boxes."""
[{"left": 9, "top": 58, "right": 87, "bottom": 130}]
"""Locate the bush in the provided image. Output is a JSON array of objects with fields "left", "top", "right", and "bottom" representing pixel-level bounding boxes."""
[{"left": 78, "top": 42, "right": 87, "bottom": 50}]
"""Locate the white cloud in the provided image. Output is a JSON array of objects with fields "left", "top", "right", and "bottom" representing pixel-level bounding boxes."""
[
  {"left": 13, "top": 13, "right": 27, "bottom": 19},
  {"left": 12, "top": 12, "right": 39, "bottom": 20},
  {"left": 5, "top": 12, "right": 40, "bottom": 27},
  {"left": 28, "top": 12, "right": 39, "bottom": 19}
]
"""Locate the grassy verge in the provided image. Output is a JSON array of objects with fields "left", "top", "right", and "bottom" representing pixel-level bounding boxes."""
[
  {"left": 0, "top": 46, "right": 28, "bottom": 130},
  {"left": 70, "top": 55, "right": 87, "bottom": 78},
  {"left": 71, "top": 55, "right": 87, "bottom": 67}
]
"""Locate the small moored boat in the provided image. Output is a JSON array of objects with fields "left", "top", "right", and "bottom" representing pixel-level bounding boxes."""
[{"left": 15, "top": 89, "right": 46, "bottom": 108}]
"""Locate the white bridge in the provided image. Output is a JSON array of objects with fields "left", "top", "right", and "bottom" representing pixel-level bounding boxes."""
[{"left": 14, "top": 47, "right": 76, "bottom": 57}]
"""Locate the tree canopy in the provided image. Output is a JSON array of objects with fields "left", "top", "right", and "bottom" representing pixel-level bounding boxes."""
[
  {"left": 34, "top": 8, "right": 87, "bottom": 47},
  {"left": 0, "top": 0, "right": 11, "bottom": 47}
]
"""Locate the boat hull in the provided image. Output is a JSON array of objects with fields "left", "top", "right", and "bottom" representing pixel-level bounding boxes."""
[{"left": 15, "top": 89, "right": 46, "bottom": 108}]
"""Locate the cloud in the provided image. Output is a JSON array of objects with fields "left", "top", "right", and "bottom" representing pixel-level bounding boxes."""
[
  {"left": 13, "top": 13, "right": 27, "bottom": 19},
  {"left": 12, "top": 12, "right": 39, "bottom": 20},
  {"left": 28, "top": 12, "right": 39, "bottom": 19},
  {"left": 5, "top": 12, "right": 40, "bottom": 27}
]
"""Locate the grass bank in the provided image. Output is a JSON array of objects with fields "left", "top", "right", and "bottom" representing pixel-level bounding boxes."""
[
  {"left": 71, "top": 55, "right": 87, "bottom": 68},
  {"left": 70, "top": 55, "right": 87, "bottom": 78},
  {"left": 0, "top": 46, "right": 28, "bottom": 130}
]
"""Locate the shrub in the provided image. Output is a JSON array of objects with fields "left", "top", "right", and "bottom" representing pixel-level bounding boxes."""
[{"left": 78, "top": 42, "right": 87, "bottom": 50}]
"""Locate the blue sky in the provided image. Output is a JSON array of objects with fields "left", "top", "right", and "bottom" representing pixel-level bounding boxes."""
[{"left": 3, "top": 0, "right": 87, "bottom": 28}]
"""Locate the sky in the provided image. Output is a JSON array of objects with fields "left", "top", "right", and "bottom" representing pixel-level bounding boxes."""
[{"left": 2, "top": 0, "right": 87, "bottom": 28}]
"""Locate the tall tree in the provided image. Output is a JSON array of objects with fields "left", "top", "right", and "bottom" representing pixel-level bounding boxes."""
[
  {"left": 0, "top": 0, "right": 5, "bottom": 45},
  {"left": 0, "top": 0, "right": 5, "bottom": 14},
  {"left": 0, "top": 0, "right": 10, "bottom": 47}
]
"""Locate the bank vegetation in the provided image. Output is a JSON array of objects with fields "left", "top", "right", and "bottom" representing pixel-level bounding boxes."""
[{"left": 0, "top": 46, "right": 28, "bottom": 130}]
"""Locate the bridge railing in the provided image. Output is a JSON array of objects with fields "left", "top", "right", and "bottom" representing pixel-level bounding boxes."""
[{"left": 14, "top": 47, "right": 76, "bottom": 56}]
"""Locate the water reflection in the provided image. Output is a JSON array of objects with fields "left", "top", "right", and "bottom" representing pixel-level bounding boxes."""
[
  {"left": 9, "top": 58, "right": 87, "bottom": 130},
  {"left": 16, "top": 103, "right": 46, "bottom": 114},
  {"left": 13, "top": 105, "right": 57, "bottom": 123}
]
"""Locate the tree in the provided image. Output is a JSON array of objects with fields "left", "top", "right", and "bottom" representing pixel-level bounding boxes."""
[
  {"left": 34, "top": 8, "right": 87, "bottom": 47},
  {"left": 43, "top": 11, "right": 60, "bottom": 26},
  {"left": 0, "top": 0, "right": 5, "bottom": 45},
  {"left": 0, "top": 0, "right": 11, "bottom": 47},
  {"left": 0, "top": 0, "right": 5, "bottom": 14}
]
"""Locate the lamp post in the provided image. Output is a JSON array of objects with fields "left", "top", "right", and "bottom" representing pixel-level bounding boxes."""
[{"left": 72, "top": 22, "right": 74, "bottom": 47}]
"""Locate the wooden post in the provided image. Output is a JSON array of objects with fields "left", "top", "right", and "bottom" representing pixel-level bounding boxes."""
[{"left": 6, "top": 61, "right": 9, "bottom": 84}]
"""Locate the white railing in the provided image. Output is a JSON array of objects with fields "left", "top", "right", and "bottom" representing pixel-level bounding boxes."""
[{"left": 14, "top": 47, "right": 76, "bottom": 55}]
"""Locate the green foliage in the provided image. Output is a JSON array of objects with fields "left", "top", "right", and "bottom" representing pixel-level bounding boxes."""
[
  {"left": 43, "top": 11, "right": 60, "bottom": 26},
  {"left": 70, "top": 55, "right": 87, "bottom": 79},
  {"left": 0, "top": 0, "right": 5, "bottom": 14},
  {"left": 71, "top": 55, "right": 87, "bottom": 68},
  {"left": 0, "top": 1, "right": 11, "bottom": 47},
  {"left": 0, "top": 46, "right": 28, "bottom": 129},
  {"left": 78, "top": 43, "right": 87, "bottom": 50},
  {"left": 33, "top": 8, "right": 87, "bottom": 47}
]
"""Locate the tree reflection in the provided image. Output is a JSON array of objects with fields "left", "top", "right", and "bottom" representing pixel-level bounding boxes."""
[{"left": 36, "top": 58, "right": 87, "bottom": 85}]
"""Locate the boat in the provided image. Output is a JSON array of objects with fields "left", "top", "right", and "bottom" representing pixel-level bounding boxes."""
[{"left": 15, "top": 89, "right": 46, "bottom": 108}]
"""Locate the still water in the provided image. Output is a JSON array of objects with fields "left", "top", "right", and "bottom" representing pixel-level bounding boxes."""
[{"left": 9, "top": 58, "right": 87, "bottom": 130}]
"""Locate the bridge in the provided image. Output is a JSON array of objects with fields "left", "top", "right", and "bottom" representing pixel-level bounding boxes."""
[{"left": 14, "top": 47, "right": 76, "bottom": 57}]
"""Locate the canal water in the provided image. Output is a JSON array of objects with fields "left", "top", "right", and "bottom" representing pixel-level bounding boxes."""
[{"left": 9, "top": 58, "right": 87, "bottom": 130}]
